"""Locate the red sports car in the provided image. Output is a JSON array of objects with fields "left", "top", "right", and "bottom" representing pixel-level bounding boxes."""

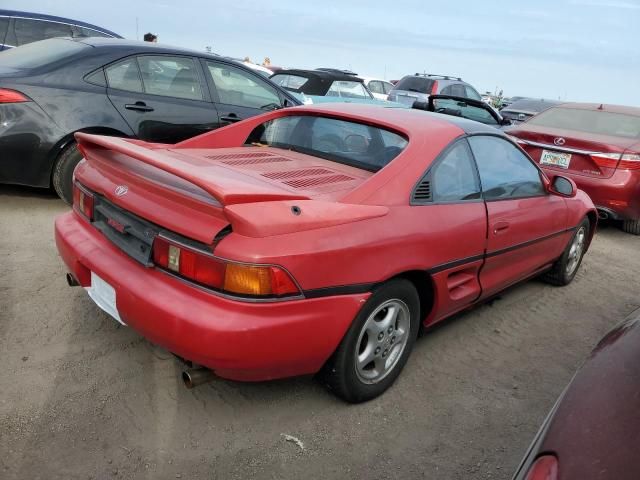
[
  {"left": 507, "top": 103, "right": 640, "bottom": 235},
  {"left": 55, "top": 104, "right": 597, "bottom": 402}
]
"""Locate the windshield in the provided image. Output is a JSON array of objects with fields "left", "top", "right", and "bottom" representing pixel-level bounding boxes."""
[
  {"left": 432, "top": 98, "right": 499, "bottom": 125},
  {"left": 0, "top": 38, "right": 88, "bottom": 69},
  {"left": 246, "top": 115, "right": 408, "bottom": 171},
  {"left": 326, "top": 81, "right": 372, "bottom": 99},
  {"left": 527, "top": 107, "right": 640, "bottom": 138}
]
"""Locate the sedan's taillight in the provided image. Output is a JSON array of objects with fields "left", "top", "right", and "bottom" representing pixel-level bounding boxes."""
[
  {"left": 152, "top": 236, "right": 300, "bottom": 298},
  {"left": 524, "top": 455, "right": 558, "bottom": 480},
  {"left": 430, "top": 80, "right": 439, "bottom": 95},
  {"left": 72, "top": 181, "right": 94, "bottom": 221},
  {"left": 0, "top": 88, "right": 29, "bottom": 103},
  {"left": 591, "top": 152, "right": 640, "bottom": 170}
]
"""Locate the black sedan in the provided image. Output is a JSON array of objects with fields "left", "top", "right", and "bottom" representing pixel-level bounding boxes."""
[{"left": 0, "top": 38, "right": 300, "bottom": 203}]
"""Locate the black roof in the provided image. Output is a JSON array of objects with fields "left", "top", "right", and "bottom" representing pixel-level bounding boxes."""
[
  {"left": 73, "top": 37, "right": 223, "bottom": 60},
  {"left": 272, "top": 68, "right": 365, "bottom": 82}
]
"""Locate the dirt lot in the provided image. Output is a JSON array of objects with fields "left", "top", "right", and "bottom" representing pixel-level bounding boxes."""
[{"left": 1, "top": 184, "right": 639, "bottom": 480}]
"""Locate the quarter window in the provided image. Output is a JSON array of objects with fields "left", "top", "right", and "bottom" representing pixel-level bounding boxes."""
[
  {"left": 468, "top": 136, "right": 545, "bottom": 200},
  {"left": 105, "top": 58, "right": 143, "bottom": 93},
  {"left": 138, "top": 56, "right": 203, "bottom": 100},
  {"left": 207, "top": 62, "right": 281, "bottom": 109},
  {"left": 368, "top": 81, "right": 383, "bottom": 94},
  {"left": 431, "top": 140, "right": 481, "bottom": 202},
  {"left": 465, "top": 86, "right": 482, "bottom": 101}
]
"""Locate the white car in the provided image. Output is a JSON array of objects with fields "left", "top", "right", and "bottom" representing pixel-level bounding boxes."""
[{"left": 360, "top": 77, "right": 395, "bottom": 101}]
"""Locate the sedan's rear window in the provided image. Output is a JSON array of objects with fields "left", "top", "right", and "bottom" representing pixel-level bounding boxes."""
[
  {"left": 527, "top": 107, "right": 640, "bottom": 139},
  {"left": 270, "top": 74, "right": 309, "bottom": 90},
  {"left": 394, "top": 76, "right": 435, "bottom": 93},
  {"left": 246, "top": 115, "right": 408, "bottom": 171},
  {"left": 0, "top": 38, "right": 88, "bottom": 69}
]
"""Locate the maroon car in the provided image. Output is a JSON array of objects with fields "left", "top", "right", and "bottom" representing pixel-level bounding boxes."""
[
  {"left": 512, "top": 308, "right": 640, "bottom": 479},
  {"left": 508, "top": 103, "right": 640, "bottom": 235}
]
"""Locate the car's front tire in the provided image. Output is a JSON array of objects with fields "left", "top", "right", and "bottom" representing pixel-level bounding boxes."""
[
  {"left": 622, "top": 219, "right": 640, "bottom": 235},
  {"left": 52, "top": 142, "right": 84, "bottom": 205},
  {"left": 542, "top": 217, "right": 590, "bottom": 286},
  {"left": 319, "top": 279, "right": 420, "bottom": 403}
]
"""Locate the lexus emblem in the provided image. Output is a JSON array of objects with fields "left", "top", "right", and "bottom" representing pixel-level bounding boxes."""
[
  {"left": 553, "top": 137, "right": 566, "bottom": 146},
  {"left": 114, "top": 185, "right": 129, "bottom": 197}
]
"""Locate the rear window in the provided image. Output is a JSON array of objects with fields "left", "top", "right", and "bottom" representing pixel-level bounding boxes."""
[
  {"left": 326, "top": 80, "right": 371, "bottom": 99},
  {"left": 246, "top": 115, "right": 408, "bottom": 172},
  {"left": 0, "top": 38, "right": 88, "bottom": 69},
  {"left": 528, "top": 107, "right": 640, "bottom": 139},
  {"left": 394, "top": 76, "right": 435, "bottom": 93},
  {"left": 270, "top": 74, "right": 309, "bottom": 90}
]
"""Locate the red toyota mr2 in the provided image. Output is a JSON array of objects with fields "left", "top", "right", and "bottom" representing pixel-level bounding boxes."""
[{"left": 55, "top": 104, "right": 596, "bottom": 402}]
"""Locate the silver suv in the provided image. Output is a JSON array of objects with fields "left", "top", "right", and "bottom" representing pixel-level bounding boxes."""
[{"left": 388, "top": 73, "right": 482, "bottom": 106}]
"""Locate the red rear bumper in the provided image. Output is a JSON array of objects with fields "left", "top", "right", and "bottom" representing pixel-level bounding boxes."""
[
  {"left": 542, "top": 167, "right": 640, "bottom": 220},
  {"left": 55, "top": 211, "right": 368, "bottom": 381}
]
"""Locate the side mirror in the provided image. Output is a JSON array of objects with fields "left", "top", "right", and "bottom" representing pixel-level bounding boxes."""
[
  {"left": 500, "top": 117, "right": 512, "bottom": 126},
  {"left": 412, "top": 100, "right": 429, "bottom": 111},
  {"left": 549, "top": 175, "right": 577, "bottom": 197}
]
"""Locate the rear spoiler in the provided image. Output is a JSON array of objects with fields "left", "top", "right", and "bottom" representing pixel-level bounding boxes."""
[{"left": 75, "top": 133, "right": 311, "bottom": 206}]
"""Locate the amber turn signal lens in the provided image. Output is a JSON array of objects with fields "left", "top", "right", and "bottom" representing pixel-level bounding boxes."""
[{"left": 224, "top": 264, "right": 272, "bottom": 295}]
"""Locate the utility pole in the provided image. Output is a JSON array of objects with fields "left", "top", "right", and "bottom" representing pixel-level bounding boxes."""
[{"left": 135, "top": 17, "right": 139, "bottom": 40}]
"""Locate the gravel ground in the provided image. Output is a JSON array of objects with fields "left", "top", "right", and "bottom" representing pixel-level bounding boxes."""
[{"left": 1, "top": 184, "right": 639, "bottom": 480}]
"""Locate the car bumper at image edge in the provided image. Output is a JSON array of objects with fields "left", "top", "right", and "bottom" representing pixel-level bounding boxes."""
[{"left": 54, "top": 211, "right": 369, "bottom": 381}]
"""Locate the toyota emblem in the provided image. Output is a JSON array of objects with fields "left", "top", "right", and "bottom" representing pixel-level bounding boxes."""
[
  {"left": 553, "top": 137, "right": 566, "bottom": 146},
  {"left": 114, "top": 185, "right": 129, "bottom": 196}
]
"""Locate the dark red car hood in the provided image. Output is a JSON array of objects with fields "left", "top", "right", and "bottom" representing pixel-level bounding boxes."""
[{"left": 516, "top": 310, "right": 640, "bottom": 479}]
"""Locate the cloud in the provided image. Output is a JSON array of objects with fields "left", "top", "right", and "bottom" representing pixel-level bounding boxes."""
[{"left": 570, "top": 0, "right": 640, "bottom": 9}]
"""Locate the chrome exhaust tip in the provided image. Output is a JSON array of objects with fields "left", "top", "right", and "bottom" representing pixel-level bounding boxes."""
[
  {"left": 182, "top": 368, "right": 216, "bottom": 389},
  {"left": 66, "top": 273, "right": 79, "bottom": 287}
]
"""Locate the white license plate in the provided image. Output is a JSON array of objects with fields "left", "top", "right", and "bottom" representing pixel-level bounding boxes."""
[
  {"left": 86, "top": 272, "right": 125, "bottom": 325},
  {"left": 540, "top": 150, "right": 572, "bottom": 169}
]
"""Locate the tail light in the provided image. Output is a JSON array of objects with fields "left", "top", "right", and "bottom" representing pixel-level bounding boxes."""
[
  {"left": 0, "top": 88, "right": 29, "bottom": 103},
  {"left": 591, "top": 152, "right": 640, "bottom": 170},
  {"left": 524, "top": 455, "right": 558, "bottom": 480},
  {"left": 430, "top": 80, "right": 439, "bottom": 95},
  {"left": 72, "top": 181, "right": 94, "bottom": 221},
  {"left": 152, "top": 236, "right": 300, "bottom": 299}
]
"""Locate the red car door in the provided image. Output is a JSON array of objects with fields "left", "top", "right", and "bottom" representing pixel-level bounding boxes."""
[
  {"left": 468, "top": 135, "right": 569, "bottom": 298},
  {"left": 413, "top": 139, "right": 488, "bottom": 322}
]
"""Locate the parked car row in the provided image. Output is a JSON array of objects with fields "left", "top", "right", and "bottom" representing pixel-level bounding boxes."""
[{"left": 2, "top": 8, "right": 639, "bottom": 480}]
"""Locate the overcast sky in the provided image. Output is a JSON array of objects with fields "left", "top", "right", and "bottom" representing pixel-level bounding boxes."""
[{"left": 7, "top": 0, "right": 640, "bottom": 105}]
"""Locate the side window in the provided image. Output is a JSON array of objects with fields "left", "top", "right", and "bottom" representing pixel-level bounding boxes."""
[
  {"left": 430, "top": 140, "right": 481, "bottom": 202},
  {"left": 71, "top": 25, "right": 111, "bottom": 38},
  {"left": 382, "top": 82, "right": 394, "bottom": 94},
  {"left": 105, "top": 58, "right": 143, "bottom": 93},
  {"left": 14, "top": 19, "right": 72, "bottom": 46},
  {"left": 468, "top": 136, "right": 545, "bottom": 200},
  {"left": 207, "top": 62, "right": 280, "bottom": 109},
  {"left": 368, "top": 81, "right": 383, "bottom": 94},
  {"left": 451, "top": 84, "right": 466, "bottom": 97},
  {"left": 0, "top": 17, "right": 9, "bottom": 46},
  {"left": 440, "top": 85, "right": 453, "bottom": 95},
  {"left": 138, "top": 56, "right": 203, "bottom": 100},
  {"left": 465, "top": 86, "right": 482, "bottom": 101}
]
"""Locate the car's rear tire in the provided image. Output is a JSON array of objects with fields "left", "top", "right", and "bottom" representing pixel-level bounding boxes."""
[
  {"left": 542, "top": 217, "right": 590, "bottom": 286},
  {"left": 52, "top": 142, "right": 83, "bottom": 205},
  {"left": 622, "top": 219, "right": 640, "bottom": 235},
  {"left": 319, "top": 279, "right": 420, "bottom": 403}
]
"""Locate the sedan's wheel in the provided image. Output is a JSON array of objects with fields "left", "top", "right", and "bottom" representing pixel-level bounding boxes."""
[
  {"left": 52, "top": 141, "right": 84, "bottom": 205},
  {"left": 319, "top": 279, "right": 419, "bottom": 403},
  {"left": 542, "top": 217, "right": 590, "bottom": 286},
  {"left": 622, "top": 219, "right": 640, "bottom": 235}
]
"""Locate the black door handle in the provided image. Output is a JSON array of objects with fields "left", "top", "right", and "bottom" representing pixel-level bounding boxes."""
[
  {"left": 220, "top": 114, "right": 242, "bottom": 123},
  {"left": 125, "top": 102, "right": 154, "bottom": 112}
]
